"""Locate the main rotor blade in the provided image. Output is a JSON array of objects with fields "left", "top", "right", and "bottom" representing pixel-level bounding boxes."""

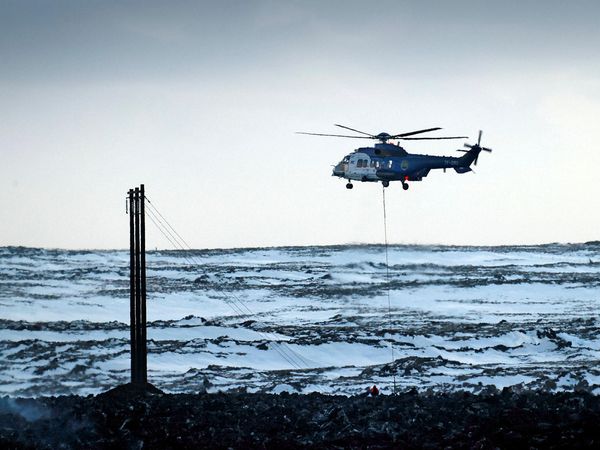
[
  {"left": 400, "top": 136, "right": 469, "bottom": 140},
  {"left": 477, "top": 130, "right": 482, "bottom": 146},
  {"left": 391, "top": 127, "right": 442, "bottom": 138},
  {"left": 296, "top": 132, "right": 373, "bottom": 139},
  {"left": 334, "top": 124, "right": 375, "bottom": 137}
]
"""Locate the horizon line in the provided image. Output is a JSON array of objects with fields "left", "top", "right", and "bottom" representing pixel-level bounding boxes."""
[{"left": 1, "top": 240, "right": 599, "bottom": 253}]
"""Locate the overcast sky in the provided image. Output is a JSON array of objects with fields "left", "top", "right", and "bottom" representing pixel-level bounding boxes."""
[{"left": 2, "top": 0, "right": 599, "bottom": 249}]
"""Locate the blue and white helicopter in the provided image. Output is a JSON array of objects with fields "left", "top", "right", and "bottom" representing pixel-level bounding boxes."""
[{"left": 298, "top": 125, "right": 492, "bottom": 190}]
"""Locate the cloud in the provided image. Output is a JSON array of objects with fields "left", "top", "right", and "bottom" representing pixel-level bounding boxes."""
[{"left": 2, "top": 1, "right": 599, "bottom": 85}]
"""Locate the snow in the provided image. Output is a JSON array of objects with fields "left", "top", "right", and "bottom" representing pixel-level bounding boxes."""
[{"left": 1, "top": 243, "right": 599, "bottom": 396}]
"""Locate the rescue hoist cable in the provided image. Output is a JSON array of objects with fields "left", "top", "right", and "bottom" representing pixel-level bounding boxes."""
[{"left": 382, "top": 185, "right": 397, "bottom": 394}]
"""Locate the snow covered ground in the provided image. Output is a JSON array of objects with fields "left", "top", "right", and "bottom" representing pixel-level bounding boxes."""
[{"left": 1, "top": 243, "right": 599, "bottom": 396}]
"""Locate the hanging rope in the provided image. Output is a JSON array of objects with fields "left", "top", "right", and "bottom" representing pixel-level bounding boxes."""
[
  {"left": 382, "top": 185, "right": 396, "bottom": 393},
  {"left": 142, "top": 195, "right": 312, "bottom": 370}
]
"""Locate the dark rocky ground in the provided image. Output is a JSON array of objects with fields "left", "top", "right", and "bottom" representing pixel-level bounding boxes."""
[{"left": 1, "top": 384, "right": 600, "bottom": 449}]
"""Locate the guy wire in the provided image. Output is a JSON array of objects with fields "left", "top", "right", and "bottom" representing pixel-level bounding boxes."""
[{"left": 143, "top": 195, "right": 311, "bottom": 369}]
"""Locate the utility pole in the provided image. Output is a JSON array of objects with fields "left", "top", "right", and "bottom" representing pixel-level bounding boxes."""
[{"left": 127, "top": 184, "right": 147, "bottom": 385}]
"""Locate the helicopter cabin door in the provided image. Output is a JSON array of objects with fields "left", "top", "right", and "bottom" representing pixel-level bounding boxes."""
[{"left": 349, "top": 153, "right": 375, "bottom": 181}]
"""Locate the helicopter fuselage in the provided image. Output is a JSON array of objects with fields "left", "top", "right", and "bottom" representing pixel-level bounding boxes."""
[{"left": 332, "top": 142, "right": 475, "bottom": 186}]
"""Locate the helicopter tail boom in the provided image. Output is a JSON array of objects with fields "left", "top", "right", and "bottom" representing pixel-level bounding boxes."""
[
  {"left": 457, "top": 148, "right": 480, "bottom": 167},
  {"left": 456, "top": 130, "right": 492, "bottom": 169}
]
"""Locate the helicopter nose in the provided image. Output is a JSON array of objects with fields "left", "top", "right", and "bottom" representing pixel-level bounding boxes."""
[{"left": 332, "top": 164, "right": 345, "bottom": 177}]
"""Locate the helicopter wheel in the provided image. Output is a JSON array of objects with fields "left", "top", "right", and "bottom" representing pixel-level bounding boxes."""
[
  {"left": 346, "top": 182, "right": 353, "bottom": 190},
  {"left": 402, "top": 183, "right": 409, "bottom": 191},
  {"left": 382, "top": 180, "right": 389, "bottom": 188}
]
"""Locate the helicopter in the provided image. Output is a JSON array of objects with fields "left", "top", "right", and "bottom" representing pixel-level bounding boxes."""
[{"left": 298, "top": 124, "right": 492, "bottom": 190}]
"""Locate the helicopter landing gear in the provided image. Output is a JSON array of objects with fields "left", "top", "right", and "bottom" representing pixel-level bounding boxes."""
[
  {"left": 346, "top": 182, "right": 354, "bottom": 189},
  {"left": 402, "top": 182, "right": 409, "bottom": 191},
  {"left": 382, "top": 180, "right": 389, "bottom": 188}
]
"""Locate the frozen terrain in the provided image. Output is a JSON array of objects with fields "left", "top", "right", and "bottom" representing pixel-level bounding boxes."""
[{"left": 0, "top": 243, "right": 599, "bottom": 396}]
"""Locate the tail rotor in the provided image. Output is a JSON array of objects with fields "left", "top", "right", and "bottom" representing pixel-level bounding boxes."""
[{"left": 456, "top": 130, "right": 492, "bottom": 165}]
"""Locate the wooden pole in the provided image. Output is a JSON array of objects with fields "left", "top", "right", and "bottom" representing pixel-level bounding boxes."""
[
  {"left": 140, "top": 184, "right": 147, "bottom": 383},
  {"left": 128, "top": 184, "right": 148, "bottom": 386},
  {"left": 129, "top": 189, "right": 137, "bottom": 383},
  {"left": 134, "top": 188, "right": 142, "bottom": 384}
]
